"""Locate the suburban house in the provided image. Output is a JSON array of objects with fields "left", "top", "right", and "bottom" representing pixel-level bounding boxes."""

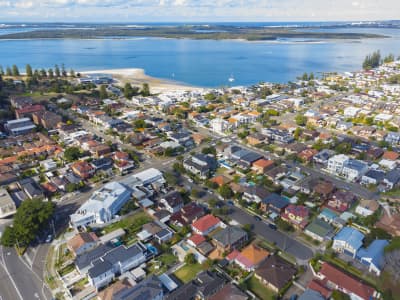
[
  {"left": 356, "top": 239, "right": 389, "bottom": 276},
  {"left": 159, "top": 191, "right": 184, "bottom": 213},
  {"left": 113, "top": 275, "right": 164, "bottom": 300},
  {"left": 361, "top": 170, "right": 385, "bottom": 186},
  {"left": 326, "top": 190, "right": 356, "bottom": 212},
  {"left": 70, "top": 181, "right": 132, "bottom": 228},
  {"left": 208, "top": 283, "right": 248, "bottom": 300},
  {"left": 183, "top": 154, "right": 218, "bottom": 179},
  {"left": 86, "top": 242, "right": 148, "bottom": 290},
  {"left": 242, "top": 185, "right": 270, "bottom": 204},
  {"left": 67, "top": 232, "right": 99, "bottom": 256},
  {"left": 382, "top": 169, "right": 400, "bottom": 190},
  {"left": 15, "top": 104, "right": 45, "bottom": 119},
  {"left": 170, "top": 202, "right": 205, "bottom": 227},
  {"left": 304, "top": 219, "right": 334, "bottom": 242},
  {"left": 18, "top": 178, "right": 44, "bottom": 200},
  {"left": 251, "top": 158, "right": 275, "bottom": 174},
  {"left": 332, "top": 226, "right": 365, "bottom": 258},
  {"left": 71, "top": 161, "right": 95, "bottom": 179},
  {"left": 167, "top": 271, "right": 226, "bottom": 300},
  {"left": 227, "top": 243, "right": 269, "bottom": 271},
  {"left": 315, "top": 262, "right": 377, "bottom": 300},
  {"left": 255, "top": 255, "right": 297, "bottom": 293},
  {"left": 355, "top": 199, "right": 380, "bottom": 217},
  {"left": 313, "top": 180, "right": 335, "bottom": 200},
  {"left": 5, "top": 118, "right": 36, "bottom": 136},
  {"left": 212, "top": 226, "right": 248, "bottom": 252},
  {"left": 191, "top": 214, "right": 222, "bottom": 236},
  {"left": 32, "top": 111, "right": 62, "bottom": 129},
  {"left": 260, "top": 193, "right": 289, "bottom": 214},
  {"left": 281, "top": 204, "right": 309, "bottom": 230}
]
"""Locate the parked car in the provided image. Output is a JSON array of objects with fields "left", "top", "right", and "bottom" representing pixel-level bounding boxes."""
[
  {"left": 268, "top": 223, "right": 277, "bottom": 230},
  {"left": 253, "top": 215, "right": 262, "bottom": 221},
  {"left": 45, "top": 234, "right": 53, "bottom": 243}
]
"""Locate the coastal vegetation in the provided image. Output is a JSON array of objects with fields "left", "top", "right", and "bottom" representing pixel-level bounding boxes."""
[
  {"left": 362, "top": 50, "right": 398, "bottom": 70},
  {"left": 0, "top": 25, "right": 386, "bottom": 41}
]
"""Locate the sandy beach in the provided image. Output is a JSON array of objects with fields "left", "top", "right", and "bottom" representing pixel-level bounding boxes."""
[{"left": 81, "top": 68, "right": 204, "bottom": 93}]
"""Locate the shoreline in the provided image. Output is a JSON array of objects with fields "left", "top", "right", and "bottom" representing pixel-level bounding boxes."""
[{"left": 81, "top": 68, "right": 205, "bottom": 93}]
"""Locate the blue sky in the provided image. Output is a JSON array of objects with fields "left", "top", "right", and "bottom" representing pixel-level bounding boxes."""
[{"left": 0, "top": 0, "right": 398, "bottom": 22}]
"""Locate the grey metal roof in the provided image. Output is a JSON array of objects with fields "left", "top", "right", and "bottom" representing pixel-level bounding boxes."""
[{"left": 88, "top": 259, "right": 113, "bottom": 278}]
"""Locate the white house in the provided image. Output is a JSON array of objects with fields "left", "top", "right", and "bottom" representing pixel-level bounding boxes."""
[
  {"left": 70, "top": 182, "right": 132, "bottom": 228},
  {"left": 341, "top": 159, "right": 369, "bottom": 182},
  {"left": 327, "top": 154, "right": 349, "bottom": 175},
  {"left": 210, "top": 118, "right": 230, "bottom": 134}
]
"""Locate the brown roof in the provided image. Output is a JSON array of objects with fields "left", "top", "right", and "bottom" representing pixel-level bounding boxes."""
[
  {"left": 211, "top": 175, "right": 232, "bottom": 187},
  {"left": 255, "top": 255, "right": 296, "bottom": 290},
  {"left": 67, "top": 232, "right": 98, "bottom": 253},
  {"left": 208, "top": 283, "right": 248, "bottom": 300},
  {"left": 313, "top": 181, "right": 335, "bottom": 196},
  {"left": 97, "top": 278, "right": 132, "bottom": 300},
  {"left": 382, "top": 151, "right": 399, "bottom": 161}
]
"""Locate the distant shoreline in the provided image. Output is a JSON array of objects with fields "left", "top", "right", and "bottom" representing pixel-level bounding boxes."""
[{"left": 0, "top": 25, "right": 388, "bottom": 41}]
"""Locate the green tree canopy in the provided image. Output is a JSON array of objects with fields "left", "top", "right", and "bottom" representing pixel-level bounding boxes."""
[
  {"left": 362, "top": 50, "right": 381, "bottom": 70},
  {"left": 1, "top": 199, "right": 55, "bottom": 247},
  {"left": 295, "top": 114, "right": 308, "bottom": 126},
  {"left": 12, "top": 65, "right": 20, "bottom": 76},
  {"left": 184, "top": 253, "right": 196, "bottom": 265},
  {"left": 99, "top": 85, "right": 108, "bottom": 99},
  {"left": 64, "top": 146, "right": 82, "bottom": 162},
  {"left": 218, "top": 184, "right": 233, "bottom": 199},
  {"left": 141, "top": 83, "right": 150, "bottom": 96},
  {"left": 25, "top": 64, "right": 33, "bottom": 77}
]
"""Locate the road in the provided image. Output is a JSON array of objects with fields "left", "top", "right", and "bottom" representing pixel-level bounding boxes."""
[
  {"left": 0, "top": 246, "right": 51, "bottom": 300},
  {"left": 227, "top": 206, "right": 314, "bottom": 261}
]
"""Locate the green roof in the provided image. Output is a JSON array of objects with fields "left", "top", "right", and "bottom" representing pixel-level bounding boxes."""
[{"left": 305, "top": 218, "right": 333, "bottom": 237}]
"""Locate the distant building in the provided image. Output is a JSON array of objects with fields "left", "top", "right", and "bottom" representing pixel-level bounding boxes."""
[
  {"left": 5, "top": 118, "right": 36, "bottom": 136},
  {"left": 15, "top": 104, "right": 45, "bottom": 119},
  {"left": 212, "top": 226, "right": 248, "bottom": 252},
  {"left": 183, "top": 154, "right": 217, "bottom": 179},
  {"left": 191, "top": 214, "right": 222, "bottom": 236}
]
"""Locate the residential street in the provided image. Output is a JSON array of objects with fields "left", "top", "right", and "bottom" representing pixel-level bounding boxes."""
[{"left": 228, "top": 206, "right": 314, "bottom": 262}]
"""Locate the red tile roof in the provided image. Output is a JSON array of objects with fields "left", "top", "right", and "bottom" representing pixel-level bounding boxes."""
[
  {"left": 308, "top": 279, "right": 332, "bottom": 299},
  {"left": 188, "top": 234, "right": 206, "bottom": 246},
  {"left": 192, "top": 214, "right": 220, "bottom": 233},
  {"left": 382, "top": 151, "right": 399, "bottom": 161},
  {"left": 319, "top": 262, "right": 376, "bottom": 300},
  {"left": 252, "top": 158, "right": 274, "bottom": 169},
  {"left": 16, "top": 104, "right": 44, "bottom": 115}
]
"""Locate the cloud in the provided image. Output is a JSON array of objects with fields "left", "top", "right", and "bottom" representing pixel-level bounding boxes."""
[{"left": 0, "top": 0, "right": 398, "bottom": 21}]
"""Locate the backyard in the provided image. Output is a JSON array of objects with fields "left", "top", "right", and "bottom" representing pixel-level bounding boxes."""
[
  {"left": 244, "top": 275, "right": 276, "bottom": 300},
  {"left": 102, "top": 210, "right": 152, "bottom": 234},
  {"left": 173, "top": 263, "right": 205, "bottom": 283}
]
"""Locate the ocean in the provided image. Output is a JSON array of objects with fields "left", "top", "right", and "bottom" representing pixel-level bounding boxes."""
[{"left": 0, "top": 23, "right": 399, "bottom": 87}]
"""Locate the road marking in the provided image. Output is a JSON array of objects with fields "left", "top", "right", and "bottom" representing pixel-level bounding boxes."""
[{"left": 0, "top": 247, "right": 24, "bottom": 300}]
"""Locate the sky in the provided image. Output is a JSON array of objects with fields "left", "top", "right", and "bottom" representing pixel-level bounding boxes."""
[{"left": 0, "top": 0, "right": 399, "bottom": 22}]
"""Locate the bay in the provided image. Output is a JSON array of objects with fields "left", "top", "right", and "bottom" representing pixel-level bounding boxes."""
[{"left": 0, "top": 24, "right": 399, "bottom": 87}]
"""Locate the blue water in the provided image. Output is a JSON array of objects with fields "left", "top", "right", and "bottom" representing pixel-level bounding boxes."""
[{"left": 0, "top": 23, "right": 399, "bottom": 87}]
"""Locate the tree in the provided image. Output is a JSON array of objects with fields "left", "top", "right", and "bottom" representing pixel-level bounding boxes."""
[
  {"left": 173, "top": 162, "right": 185, "bottom": 174},
  {"left": 65, "top": 183, "right": 79, "bottom": 193},
  {"left": 40, "top": 69, "right": 47, "bottom": 78},
  {"left": 335, "top": 142, "right": 352, "bottom": 154},
  {"left": 54, "top": 64, "right": 60, "bottom": 77},
  {"left": 0, "top": 226, "right": 16, "bottom": 247},
  {"left": 61, "top": 63, "right": 67, "bottom": 77},
  {"left": 25, "top": 64, "right": 33, "bottom": 77},
  {"left": 383, "top": 53, "right": 395, "bottom": 64},
  {"left": 184, "top": 253, "right": 196, "bottom": 265},
  {"left": 69, "top": 69, "right": 75, "bottom": 77},
  {"left": 363, "top": 228, "right": 391, "bottom": 247},
  {"left": 48, "top": 68, "right": 54, "bottom": 78},
  {"left": 6, "top": 66, "right": 12, "bottom": 76},
  {"left": 124, "top": 83, "right": 137, "bottom": 99},
  {"left": 64, "top": 146, "right": 82, "bottom": 162},
  {"left": 99, "top": 85, "right": 108, "bottom": 99},
  {"left": 134, "top": 119, "right": 146, "bottom": 129},
  {"left": 12, "top": 65, "right": 20, "bottom": 76},
  {"left": 201, "top": 147, "right": 216, "bottom": 156},
  {"left": 362, "top": 50, "right": 381, "bottom": 70},
  {"left": 218, "top": 184, "right": 233, "bottom": 199},
  {"left": 164, "top": 172, "right": 179, "bottom": 186},
  {"left": 1, "top": 199, "right": 54, "bottom": 248},
  {"left": 0, "top": 65, "right": 4, "bottom": 75},
  {"left": 141, "top": 83, "right": 150, "bottom": 96},
  {"left": 295, "top": 114, "right": 308, "bottom": 126}
]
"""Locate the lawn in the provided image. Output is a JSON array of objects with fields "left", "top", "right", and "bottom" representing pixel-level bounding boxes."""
[
  {"left": 102, "top": 210, "right": 152, "bottom": 234},
  {"left": 173, "top": 263, "right": 205, "bottom": 283},
  {"left": 148, "top": 253, "right": 178, "bottom": 275},
  {"left": 245, "top": 275, "right": 276, "bottom": 300}
]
